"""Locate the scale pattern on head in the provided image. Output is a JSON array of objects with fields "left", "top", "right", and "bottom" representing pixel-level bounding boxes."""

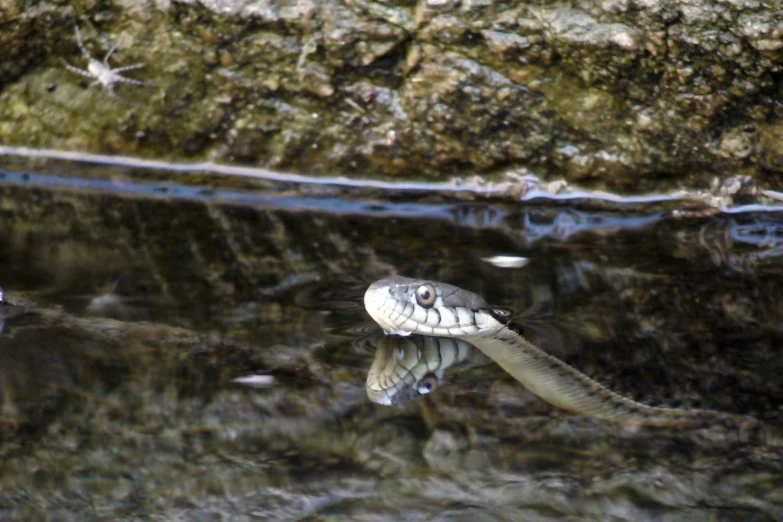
[{"left": 364, "top": 275, "right": 490, "bottom": 337}]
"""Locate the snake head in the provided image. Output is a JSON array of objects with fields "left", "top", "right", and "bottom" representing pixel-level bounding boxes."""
[{"left": 364, "top": 276, "right": 493, "bottom": 337}]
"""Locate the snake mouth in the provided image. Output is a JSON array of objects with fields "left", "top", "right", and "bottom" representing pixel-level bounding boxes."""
[
  {"left": 364, "top": 278, "right": 432, "bottom": 336},
  {"left": 363, "top": 283, "right": 407, "bottom": 335}
]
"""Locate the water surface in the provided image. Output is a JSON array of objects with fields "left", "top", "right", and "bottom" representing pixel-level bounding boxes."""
[{"left": 0, "top": 160, "right": 782, "bottom": 521}]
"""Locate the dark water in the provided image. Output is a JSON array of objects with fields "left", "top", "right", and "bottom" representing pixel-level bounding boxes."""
[{"left": 0, "top": 161, "right": 782, "bottom": 521}]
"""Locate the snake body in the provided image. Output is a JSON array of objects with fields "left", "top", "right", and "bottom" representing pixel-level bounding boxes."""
[{"left": 364, "top": 276, "right": 772, "bottom": 434}]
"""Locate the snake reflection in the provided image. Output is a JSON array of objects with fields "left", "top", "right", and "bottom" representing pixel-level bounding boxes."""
[{"left": 366, "top": 335, "right": 475, "bottom": 405}]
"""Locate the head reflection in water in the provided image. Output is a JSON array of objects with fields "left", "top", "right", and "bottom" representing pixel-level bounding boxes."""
[{"left": 366, "top": 335, "right": 473, "bottom": 405}]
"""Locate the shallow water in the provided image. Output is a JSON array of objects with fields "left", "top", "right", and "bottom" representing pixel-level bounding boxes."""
[{"left": 0, "top": 160, "right": 782, "bottom": 521}]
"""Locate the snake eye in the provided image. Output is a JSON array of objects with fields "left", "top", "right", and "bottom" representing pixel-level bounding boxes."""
[
  {"left": 415, "top": 283, "right": 436, "bottom": 308},
  {"left": 417, "top": 373, "right": 439, "bottom": 395}
]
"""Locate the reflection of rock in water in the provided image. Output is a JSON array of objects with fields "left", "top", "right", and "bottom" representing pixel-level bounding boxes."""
[
  {"left": 0, "top": 172, "right": 782, "bottom": 519},
  {"left": 680, "top": 214, "right": 783, "bottom": 274},
  {"left": 0, "top": 297, "right": 273, "bottom": 443},
  {"left": 0, "top": 325, "right": 72, "bottom": 439},
  {"left": 0, "top": 284, "right": 779, "bottom": 521},
  {"left": 366, "top": 335, "right": 476, "bottom": 405}
]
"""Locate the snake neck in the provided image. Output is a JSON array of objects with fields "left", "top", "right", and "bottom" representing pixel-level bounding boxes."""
[
  {"left": 458, "top": 310, "right": 774, "bottom": 437},
  {"left": 456, "top": 312, "right": 647, "bottom": 420}
]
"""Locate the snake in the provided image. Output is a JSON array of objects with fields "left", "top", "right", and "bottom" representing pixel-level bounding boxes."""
[{"left": 364, "top": 275, "right": 778, "bottom": 437}]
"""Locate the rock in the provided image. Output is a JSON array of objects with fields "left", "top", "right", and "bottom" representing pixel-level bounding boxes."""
[{"left": 1, "top": 0, "right": 783, "bottom": 188}]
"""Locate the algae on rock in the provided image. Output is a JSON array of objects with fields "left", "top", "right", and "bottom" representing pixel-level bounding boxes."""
[{"left": 1, "top": 0, "right": 783, "bottom": 189}]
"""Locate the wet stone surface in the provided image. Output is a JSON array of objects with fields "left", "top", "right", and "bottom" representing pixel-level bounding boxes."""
[
  {"left": 0, "top": 159, "right": 781, "bottom": 521},
  {"left": 2, "top": 1, "right": 783, "bottom": 187}
]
